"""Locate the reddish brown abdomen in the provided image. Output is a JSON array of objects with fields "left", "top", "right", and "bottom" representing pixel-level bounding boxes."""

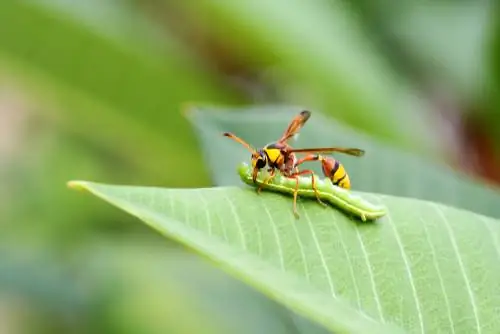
[{"left": 323, "top": 158, "right": 351, "bottom": 189}]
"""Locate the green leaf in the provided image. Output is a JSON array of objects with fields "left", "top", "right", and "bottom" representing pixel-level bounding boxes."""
[
  {"left": 184, "top": 105, "right": 500, "bottom": 219},
  {"left": 69, "top": 179, "right": 500, "bottom": 333}
]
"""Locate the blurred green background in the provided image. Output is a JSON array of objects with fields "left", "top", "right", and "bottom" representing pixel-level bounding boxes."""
[{"left": 1, "top": 0, "right": 500, "bottom": 333}]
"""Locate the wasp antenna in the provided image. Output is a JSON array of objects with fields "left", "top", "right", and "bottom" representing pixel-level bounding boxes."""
[
  {"left": 300, "top": 110, "right": 311, "bottom": 120},
  {"left": 349, "top": 149, "right": 365, "bottom": 156},
  {"left": 222, "top": 132, "right": 256, "bottom": 153}
]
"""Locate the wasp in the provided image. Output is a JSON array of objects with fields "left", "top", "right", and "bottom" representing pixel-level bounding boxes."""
[{"left": 223, "top": 110, "right": 365, "bottom": 218}]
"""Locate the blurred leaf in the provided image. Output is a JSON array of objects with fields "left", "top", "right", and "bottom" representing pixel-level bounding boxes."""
[
  {"left": 484, "top": 5, "right": 500, "bottom": 142},
  {"left": 0, "top": 249, "right": 88, "bottom": 316},
  {"left": 349, "top": 0, "right": 493, "bottom": 102},
  {"left": 79, "top": 242, "right": 228, "bottom": 334},
  {"left": 0, "top": 124, "right": 143, "bottom": 249},
  {"left": 387, "top": 1, "right": 492, "bottom": 102},
  {"left": 179, "top": 0, "right": 441, "bottom": 155},
  {"left": 0, "top": 246, "right": 92, "bottom": 334},
  {"left": 184, "top": 105, "right": 500, "bottom": 219},
  {"left": 76, "top": 238, "right": 328, "bottom": 334},
  {"left": 352, "top": 0, "right": 500, "bottom": 147},
  {"left": 69, "top": 178, "right": 500, "bottom": 333},
  {"left": 0, "top": 0, "right": 246, "bottom": 187},
  {"left": 34, "top": 0, "right": 173, "bottom": 50}
]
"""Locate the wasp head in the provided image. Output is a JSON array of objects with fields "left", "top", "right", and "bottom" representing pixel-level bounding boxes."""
[{"left": 251, "top": 150, "right": 266, "bottom": 182}]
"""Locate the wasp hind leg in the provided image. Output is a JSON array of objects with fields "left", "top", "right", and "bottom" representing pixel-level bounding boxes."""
[
  {"left": 288, "top": 169, "right": 327, "bottom": 219},
  {"left": 291, "top": 156, "right": 328, "bottom": 209}
]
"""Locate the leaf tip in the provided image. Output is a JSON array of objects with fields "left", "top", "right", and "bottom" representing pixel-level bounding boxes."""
[{"left": 67, "top": 180, "right": 90, "bottom": 192}]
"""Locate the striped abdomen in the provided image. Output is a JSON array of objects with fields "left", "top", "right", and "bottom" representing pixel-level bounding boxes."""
[{"left": 322, "top": 157, "right": 351, "bottom": 189}]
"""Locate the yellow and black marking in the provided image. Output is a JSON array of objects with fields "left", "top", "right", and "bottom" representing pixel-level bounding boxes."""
[{"left": 323, "top": 156, "right": 351, "bottom": 189}]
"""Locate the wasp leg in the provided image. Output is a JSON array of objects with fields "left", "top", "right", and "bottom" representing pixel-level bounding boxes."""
[
  {"left": 288, "top": 174, "right": 301, "bottom": 219},
  {"left": 294, "top": 154, "right": 321, "bottom": 170},
  {"left": 289, "top": 169, "right": 328, "bottom": 210},
  {"left": 257, "top": 168, "right": 276, "bottom": 194},
  {"left": 292, "top": 156, "right": 328, "bottom": 208},
  {"left": 310, "top": 173, "right": 328, "bottom": 208}
]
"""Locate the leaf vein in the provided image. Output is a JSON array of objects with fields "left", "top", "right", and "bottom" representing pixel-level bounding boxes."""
[
  {"left": 197, "top": 192, "right": 212, "bottom": 237},
  {"left": 355, "top": 228, "right": 384, "bottom": 322},
  {"left": 332, "top": 216, "right": 362, "bottom": 310},
  {"left": 262, "top": 203, "right": 285, "bottom": 271},
  {"left": 434, "top": 204, "right": 481, "bottom": 333},
  {"left": 420, "top": 217, "right": 455, "bottom": 333},
  {"left": 290, "top": 219, "right": 310, "bottom": 281},
  {"left": 480, "top": 216, "right": 500, "bottom": 263},
  {"left": 386, "top": 211, "right": 425, "bottom": 333},
  {"left": 225, "top": 193, "right": 247, "bottom": 250},
  {"left": 302, "top": 203, "right": 336, "bottom": 298}
]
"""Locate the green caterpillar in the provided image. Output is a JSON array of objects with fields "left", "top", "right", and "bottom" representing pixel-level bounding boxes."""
[{"left": 237, "top": 162, "right": 387, "bottom": 221}]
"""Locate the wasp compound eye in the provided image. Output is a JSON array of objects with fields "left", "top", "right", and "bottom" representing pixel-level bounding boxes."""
[{"left": 256, "top": 158, "right": 266, "bottom": 169}]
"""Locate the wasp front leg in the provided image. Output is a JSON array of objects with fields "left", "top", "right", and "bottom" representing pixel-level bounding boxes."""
[{"left": 257, "top": 168, "right": 276, "bottom": 194}]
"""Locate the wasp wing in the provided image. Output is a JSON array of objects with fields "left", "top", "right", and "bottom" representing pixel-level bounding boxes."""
[
  {"left": 288, "top": 147, "right": 365, "bottom": 157},
  {"left": 277, "top": 110, "right": 311, "bottom": 144}
]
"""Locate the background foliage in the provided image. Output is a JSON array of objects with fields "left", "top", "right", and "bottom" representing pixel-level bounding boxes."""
[{"left": 1, "top": 0, "right": 500, "bottom": 333}]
